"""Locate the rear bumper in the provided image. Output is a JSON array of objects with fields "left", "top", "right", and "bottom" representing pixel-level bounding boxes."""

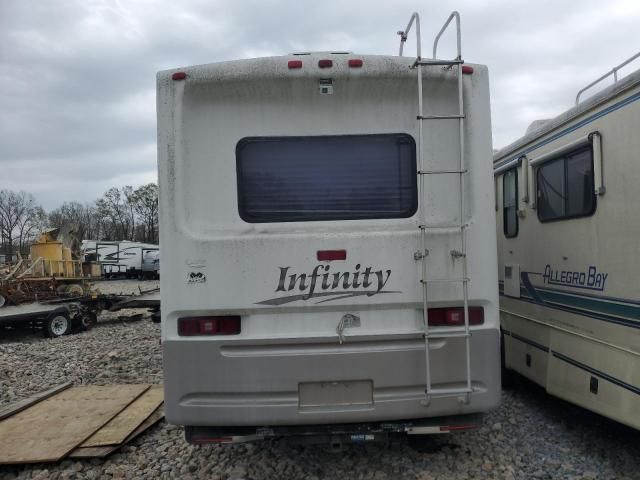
[
  {"left": 163, "top": 328, "right": 500, "bottom": 426},
  {"left": 185, "top": 413, "right": 484, "bottom": 444}
]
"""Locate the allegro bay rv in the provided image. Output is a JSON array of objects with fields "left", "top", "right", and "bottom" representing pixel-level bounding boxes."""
[
  {"left": 494, "top": 52, "right": 640, "bottom": 430},
  {"left": 157, "top": 12, "right": 500, "bottom": 445}
]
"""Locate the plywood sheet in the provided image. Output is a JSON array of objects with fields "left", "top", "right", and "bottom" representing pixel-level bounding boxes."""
[
  {"left": 0, "top": 384, "right": 149, "bottom": 464},
  {"left": 0, "top": 382, "right": 72, "bottom": 421},
  {"left": 81, "top": 385, "right": 164, "bottom": 447},
  {"left": 69, "top": 405, "right": 164, "bottom": 459}
]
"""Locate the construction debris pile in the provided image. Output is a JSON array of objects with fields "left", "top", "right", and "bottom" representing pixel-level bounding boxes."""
[
  {"left": 0, "top": 383, "right": 164, "bottom": 464},
  {"left": 1, "top": 228, "right": 89, "bottom": 308}
]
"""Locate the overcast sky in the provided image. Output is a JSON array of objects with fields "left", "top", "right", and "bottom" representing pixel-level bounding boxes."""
[{"left": 1, "top": 0, "right": 639, "bottom": 209}]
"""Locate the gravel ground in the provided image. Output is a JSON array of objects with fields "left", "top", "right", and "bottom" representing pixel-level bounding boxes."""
[{"left": 1, "top": 280, "right": 639, "bottom": 479}]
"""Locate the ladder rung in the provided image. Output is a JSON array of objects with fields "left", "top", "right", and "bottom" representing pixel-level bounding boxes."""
[
  {"left": 414, "top": 59, "right": 464, "bottom": 67},
  {"left": 422, "top": 278, "right": 470, "bottom": 284},
  {"left": 425, "top": 332, "right": 471, "bottom": 339},
  {"left": 427, "top": 387, "right": 473, "bottom": 396},
  {"left": 417, "top": 114, "right": 464, "bottom": 120},
  {"left": 418, "top": 169, "right": 467, "bottom": 175},
  {"left": 419, "top": 223, "right": 467, "bottom": 230}
]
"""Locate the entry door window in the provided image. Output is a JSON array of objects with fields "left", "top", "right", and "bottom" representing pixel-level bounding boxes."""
[{"left": 503, "top": 168, "right": 518, "bottom": 238}]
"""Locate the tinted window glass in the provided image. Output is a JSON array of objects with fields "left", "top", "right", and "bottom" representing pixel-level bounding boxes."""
[
  {"left": 236, "top": 134, "right": 417, "bottom": 222},
  {"left": 538, "top": 158, "right": 565, "bottom": 218},
  {"left": 566, "top": 150, "right": 595, "bottom": 216},
  {"left": 503, "top": 168, "right": 518, "bottom": 238},
  {"left": 537, "top": 146, "right": 595, "bottom": 222}
]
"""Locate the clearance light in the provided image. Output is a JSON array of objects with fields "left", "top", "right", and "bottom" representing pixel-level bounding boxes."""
[
  {"left": 461, "top": 65, "right": 474, "bottom": 75},
  {"left": 288, "top": 60, "right": 303, "bottom": 69},
  {"left": 172, "top": 72, "right": 187, "bottom": 80},
  {"left": 317, "top": 250, "right": 347, "bottom": 261},
  {"left": 178, "top": 316, "right": 241, "bottom": 336},
  {"left": 348, "top": 59, "right": 363, "bottom": 68},
  {"left": 318, "top": 59, "right": 333, "bottom": 68},
  {"left": 427, "top": 307, "right": 484, "bottom": 326}
]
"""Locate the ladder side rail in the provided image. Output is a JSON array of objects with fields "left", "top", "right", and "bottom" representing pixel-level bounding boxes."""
[
  {"left": 456, "top": 51, "right": 472, "bottom": 399},
  {"left": 398, "top": 12, "right": 421, "bottom": 58},
  {"left": 432, "top": 11, "right": 461, "bottom": 60}
]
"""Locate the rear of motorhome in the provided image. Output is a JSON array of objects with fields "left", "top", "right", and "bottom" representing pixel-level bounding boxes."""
[
  {"left": 494, "top": 53, "right": 640, "bottom": 430},
  {"left": 158, "top": 12, "right": 500, "bottom": 444}
]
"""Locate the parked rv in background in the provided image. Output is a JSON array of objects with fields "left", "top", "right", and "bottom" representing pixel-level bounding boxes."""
[
  {"left": 494, "top": 52, "right": 640, "bottom": 430},
  {"left": 158, "top": 11, "right": 500, "bottom": 446},
  {"left": 142, "top": 250, "right": 160, "bottom": 279},
  {"left": 81, "top": 240, "right": 159, "bottom": 279}
]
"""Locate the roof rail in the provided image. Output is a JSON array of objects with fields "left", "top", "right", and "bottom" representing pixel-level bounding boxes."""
[{"left": 575, "top": 51, "right": 640, "bottom": 105}]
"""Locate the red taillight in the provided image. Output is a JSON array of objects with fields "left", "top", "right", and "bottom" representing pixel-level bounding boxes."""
[
  {"left": 288, "top": 60, "right": 303, "bottom": 69},
  {"left": 172, "top": 72, "right": 187, "bottom": 80},
  {"left": 348, "top": 59, "right": 363, "bottom": 68},
  {"left": 317, "top": 249, "right": 347, "bottom": 261},
  {"left": 461, "top": 65, "right": 474, "bottom": 75},
  {"left": 318, "top": 59, "right": 333, "bottom": 68},
  {"left": 178, "top": 316, "right": 241, "bottom": 336},
  {"left": 427, "top": 307, "right": 484, "bottom": 326}
]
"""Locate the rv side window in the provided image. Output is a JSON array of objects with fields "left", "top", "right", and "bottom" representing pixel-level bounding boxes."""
[
  {"left": 537, "top": 147, "right": 595, "bottom": 222},
  {"left": 503, "top": 168, "right": 518, "bottom": 238},
  {"left": 236, "top": 134, "right": 417, "bottom": 222}
]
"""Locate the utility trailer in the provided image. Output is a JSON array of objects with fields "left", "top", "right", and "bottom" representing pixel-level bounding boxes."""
[
  {"left": 158, "top": 11, "right": 500, "bottom": 447},
  {"left": 0, "top": 292, "right": 147, "bottom": 338},
  {"left": 0, "top": 303, "right": 80, "bottom": 338}
]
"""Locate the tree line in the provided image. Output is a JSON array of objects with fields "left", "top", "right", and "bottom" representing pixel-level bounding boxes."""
[{"left": 0, "top": 183, "right": 158, "bottom": 256}]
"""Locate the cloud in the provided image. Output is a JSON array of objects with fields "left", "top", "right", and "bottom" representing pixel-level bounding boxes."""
[{"left": 1, "top": 0, "right": 639, "bottom": 208}]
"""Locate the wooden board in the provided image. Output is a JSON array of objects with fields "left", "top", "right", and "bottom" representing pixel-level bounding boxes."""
[
  {"left": 69, "top": 406, "right": 164, "bottom": 459},
  {"left": 81, "top": 385, "right": 164, "bottom": 447},
  {"left": 0, "top": 384, "right": 149, "bottom": 464},
  {"left": 0, "top": 382, "right": 72, "bottom": 421}
]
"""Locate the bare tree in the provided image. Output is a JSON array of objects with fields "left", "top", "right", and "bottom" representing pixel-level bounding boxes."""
[
  {"left": 95, "top": 187, "right": 135, "bottom": 241},
  {"left": 129, "top": 183, "right": 159, "bottom": 243},
  {"left": 49, "top": 201, "right": 101, "bottom": 241},
  {"left": 0, "top": 190, "right": 46, "bottom": 255}
]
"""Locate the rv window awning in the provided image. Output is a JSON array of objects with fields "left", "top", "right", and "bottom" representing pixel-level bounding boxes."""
[
  {"left": 529, "top": 134, "right": 591, "bottom": 167},
  {"left": 493, "top": 157, "right": 523, "bottom": 177}
]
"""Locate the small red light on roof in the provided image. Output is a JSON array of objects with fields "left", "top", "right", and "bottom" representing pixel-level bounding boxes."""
[
  {"left": 172, "top": 72, "right": 187, "bottom": 81},
  {"left": 317, "top": 250, "right": 347, "bottom": 261},
  {"left": 318, "top": 59, "right": 333, "bottom": 68},
  {"left": 288, "top": 60, "right": 303, "bottom": 69},
  {"left": 461, "top": 65, "right": 474, "bottom": 75},
  {"left": 348, "top": 59, "right": 363, "bottom": 68}
]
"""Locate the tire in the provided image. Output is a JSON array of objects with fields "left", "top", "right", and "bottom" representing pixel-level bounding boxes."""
[
  {"left": 44, "top": 312, "right": 73, "bottom": 338},
  {"left": 0, "top": 294, "right": 5, "bottom": 308}
]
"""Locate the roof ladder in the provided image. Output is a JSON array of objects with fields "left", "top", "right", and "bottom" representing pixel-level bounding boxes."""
[{"left": 398, "top": 11, "right": 473, "bottom": 407}]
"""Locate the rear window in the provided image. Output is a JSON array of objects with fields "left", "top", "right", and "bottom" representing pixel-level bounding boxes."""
[{"left": 236, "top": 134, "right": 417, "bottom": 223}]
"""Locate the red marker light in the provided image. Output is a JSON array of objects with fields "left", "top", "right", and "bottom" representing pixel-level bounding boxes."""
[
  {"left": 348, "top": 59, "right": 363, "bottom": 68},
  {"left": 288, "top": 60, "right": 303, "bottom": 69},
  {"left": 178, "top": 316, "right": 241, "bottom": 336},
  {"left": 318, "top": 59, "right": 333, "bottom": 68},
  {"left": 317, "top": 250, "right": 347, "bottom": 261},
  {"left": 461, "top": 65, "right": 474, "bottom": 75},
  {"left": 172, "top": 72, "right": 187, "bottom": 81}
]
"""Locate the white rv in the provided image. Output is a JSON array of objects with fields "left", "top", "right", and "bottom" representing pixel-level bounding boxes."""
[
  {"left": 494, "top": 53, "right": 640, "bottom": 430},
  {"left": 81, "top": 240, "right": 159, "bottom": 278},
  {"left": 158, "top": 12, "right": 500, "bottom": 445}
]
